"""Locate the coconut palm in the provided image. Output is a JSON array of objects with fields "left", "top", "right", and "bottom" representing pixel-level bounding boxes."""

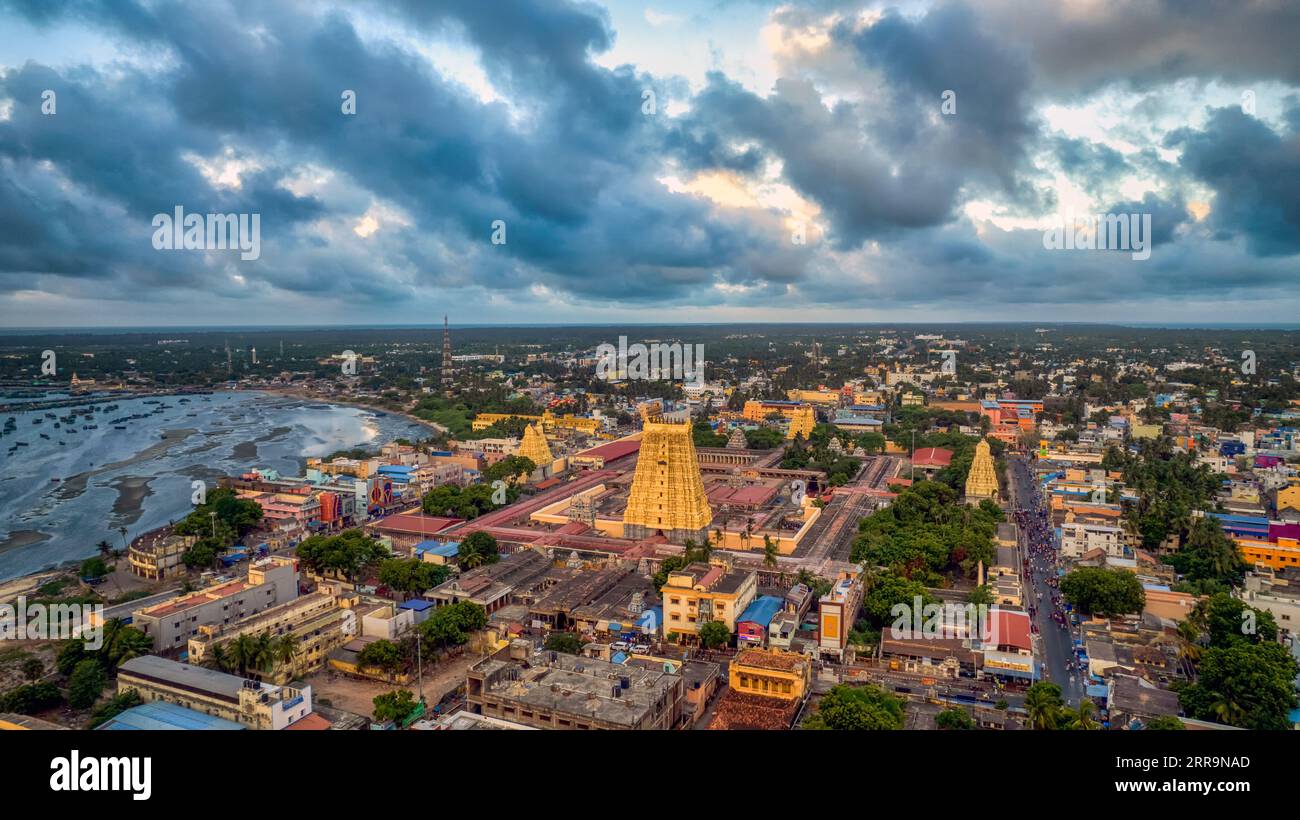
[
  {"left": 1024, "top": 682, "right": 1064, "bottom": 730},
  {"left": 96, "top": 540, "right": 114, "bottom": 561},
  {"left": 1061, "top": 700, "right": 1100, "bottom": 730},
  {"left": 762, "top": 535, "right": 779, "bottom": 569},
  {"left": 204, "top": 643, "right": 230, "bottom": 673},
  {"left": 1208, "top": 692, "right": 1246, "bottom": 726},
  {"left": 273, "top": 634, "right": 298, "bottom": 674},
  {"left": 228, "top": 633, "right": 258, "bottom": 677},
  {"left": 250, "top": 632, "right": 275, "bottom": 673}
]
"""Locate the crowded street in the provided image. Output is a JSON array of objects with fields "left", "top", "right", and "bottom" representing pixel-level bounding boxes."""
[{"left": 1009, "top": 454, "right": 1086, "bottom": 706}]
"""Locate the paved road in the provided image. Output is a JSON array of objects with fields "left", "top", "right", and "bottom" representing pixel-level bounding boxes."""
[{"left": 1008, "top": 454, "right": 1086, "bottom": 706}]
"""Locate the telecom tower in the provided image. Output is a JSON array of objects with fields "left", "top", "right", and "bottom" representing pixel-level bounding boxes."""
[{"left": 441, "top": 315, "right": 454, "bottom": 395}]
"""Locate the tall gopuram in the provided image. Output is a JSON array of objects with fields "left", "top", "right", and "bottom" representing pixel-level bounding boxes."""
[
  {"left": 517, "top": 422, "right": 553, "bottom": 469},
  {"left": 622, "top": 414, "right": 713, "bottom": 544},
  {"left": 964, "top": 438, "right": 999, "bottom": 503},
  {"left": 787, "top": 404, "right": 816, "bottom": 440},
  {"left": 726, "top": 426, "right": 748, "bottom": 449}
]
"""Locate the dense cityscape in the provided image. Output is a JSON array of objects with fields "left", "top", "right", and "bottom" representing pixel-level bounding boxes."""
[
  {"left": 2, "top": 321, "right": 1299, "bottom": 738},
  {"left": 2, "top": 0, "right": 1296, "bottom": 802}
]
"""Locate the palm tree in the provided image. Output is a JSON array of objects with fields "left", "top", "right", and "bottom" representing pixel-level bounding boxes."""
[
  {"left": 1209, "top": 693, "right": 1246, "bottom": 727},
  {"left": 96, "top": 540, "right": 114, "bottom": 561},
  {"left": 250, "top": 632, "right": 274, "bottom": 674},
  {"left": 204, "top": 643, "right": 230, "bottom": 673},
  {"left": 272, "top": 634, "right": 298, "bottom": 676},
  {"left": 1025, "top": 682, "right": 1063, "bottom": 730},
  {"left": 762, "top": 535, "right": 779, "bottom": 569},
  {"left": 228, "top": 634, "right": 257, "bottom": 677},
  {"left": 1061, "top": 700, "right": 1099, "bottom": 730}
]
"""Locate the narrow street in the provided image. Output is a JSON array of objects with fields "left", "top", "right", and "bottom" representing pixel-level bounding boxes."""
[{"left": 1008, "top": 454, "right": 1086, "bottom": 706}]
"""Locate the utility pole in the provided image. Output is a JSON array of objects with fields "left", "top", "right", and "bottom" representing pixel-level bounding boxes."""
[
  {"left": 910, "top": 429, "right": 916, "bottom": 481},
  {"left": 416, "top": 627, "right": 425, "bottom": 703},
  {"left": 209, "top": 511, "right": 217, "bottom": 539}
]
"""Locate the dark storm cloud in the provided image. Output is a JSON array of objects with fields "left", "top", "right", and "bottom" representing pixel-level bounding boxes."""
[
  {"left": 668, "top": 3, "right": 1040, "bottom": 249},
  {"left": 1, "top": 0, "right": 1298, "bottom": 322},
  {"left": 0, "top": 0, "right": 802, "bottom": 309},
  {"left": 1166, "top": 104, "right": 1300, "bottom": 257},
  {"left": 975, "top": 0, "right": 1300, "bottom": 93}
]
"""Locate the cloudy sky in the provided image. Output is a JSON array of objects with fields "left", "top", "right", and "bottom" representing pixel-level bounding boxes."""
[{"left": 0, "top": 0, "right": 1297, "bottom": 328}]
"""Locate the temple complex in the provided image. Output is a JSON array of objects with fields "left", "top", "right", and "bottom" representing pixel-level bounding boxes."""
[
  {"left": 621, "top": 415, "right": 713, "bottom": 543},
  {"left": 964, "top": 438, "right": 999, "bottom": 503}
]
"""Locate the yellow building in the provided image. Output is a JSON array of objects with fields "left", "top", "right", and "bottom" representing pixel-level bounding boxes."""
[
  {"left": 729, "top": 648, "right": 811, "bottom": 702},
  {"left": 622, "top": 415, "right": 713, "bottom": 543},
  {"left": 1236, "top": 536, "right": 1300, "bottom": 570},
  {"left": 964, "top": 438, "right": 999, "bottom": 502},
  {"left": 472, "top": 409, "right": 600, "bottom": 435},
  {"left": 1277, "top": 485, "right": 1300, "bottom": 513},
  {"left": 306, "top": 456, "right": 378, "bottom": 479},
  {"left": 660, "top": 561, "right": 758, "bottom": 639},
  {"left": 786, "top": 388, "right": 840, "bottom": 405}
]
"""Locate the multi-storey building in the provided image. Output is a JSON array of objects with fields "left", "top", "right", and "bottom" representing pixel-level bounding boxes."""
[
  {"left": 660, "top": 561, "right": 757, "bottom": 640},
  {"left": 132, "top": 556, "right": 299, "bottom": 651},
  {"left": 186, "top": 591, "right": 355, "bottom": 684},
  {"left": 127, "top": 534, "right": 195, "bottom": 581},
  {"left": 466, "top": 639, "right": 685, "bottom": 730},
  {"left": 116, "top": 655, "right": 313, "bottom": 730}
]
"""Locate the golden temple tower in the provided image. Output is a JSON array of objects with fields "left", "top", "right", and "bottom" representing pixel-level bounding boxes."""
[
  {"left": 622, "top": 414, "right": 713, "bottom": 543},
  {"left": 787, "top": 404, "right": 816, "bottom": 439},
  {"left": 518, "top": 422, "right": 553, "bottom": 468},
  {"left": 964, "top": 438, "right": 999, "bottom": 502}
]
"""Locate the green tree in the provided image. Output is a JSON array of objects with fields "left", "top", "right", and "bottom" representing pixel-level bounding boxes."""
[
  {"left": 1175, "top": 641, "right": 1299, "bottom": 730},
  {"left": 1060, "top": 700, "right": 1100, "bottom": 730},
  {"left": 1060, "top": 567, "right": 1145, "bottom": 618},
  {"left": 544, "top": 632, "right": 583, "bottom": 655},
  {"left": 458, "top": 531, "right": 500, "bottom": 570},
  {"left": 1143, "top": 715, "right": 1185, "bottom": 730},
  {"left": 420, "top": 601, "right": 487, "bottom": 650},
  {"left": 20, "top": 657, "right": 44, "bottom": 682},
  {"left": 357, "top": 639, "right": 405, "bottom": 675},
  {"left": 0, "top": 682, "right": 62, "bottom": 714},
  {"left": 372, "top": 689, "right": 418, "bottom": 724},
  {"left": 1025, "top": 682, "right": 1064, "bottom": 730},
  {"left": 379, "top": 558, "right": 450, "bottom": 598},
  {"left": 273, "top": 634, "right": 298, "bottom": 673},
  {"left": 66, "top": 658, "right": 107, "bottom": 709},
  {"left": 88, "top": 690, "right": 143, "bottom": 729},
  {"left": 935, "top": 708, "right": 975, "bottom": 730},
  {"left": 698, "top": 620, "right": 731, "bottom": 649},
  {"left": 296, "top": 529, "right": 388, "bottom": 581},
  {"left": 1169, "top": 517, "right": 1248, "bottom": 588},
  {"left": 80, "top": 556, "right": 109, "bottom": 580},
  {"left": 803, "top": 685, "right": 906, "bottom": 730},
  {"left": 483, "top": 455, "right": 537, "bottom": 484}
]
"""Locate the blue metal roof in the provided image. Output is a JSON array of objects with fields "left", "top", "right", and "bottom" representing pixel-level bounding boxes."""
[
  {"left": 399, "top": 598, "right": 433, "bottom": 612},
  {"left": 414, "top": 540, "right": 459, "bottom": 557},
  {"left": 737, "top": 595, "right": 783, "bottom": 628},
  {"left": 97, "top": 701, "right": 246, "bottom": 731},
  {"left": 1209, "top": 513, "right": 1269, "bottom": 525}
]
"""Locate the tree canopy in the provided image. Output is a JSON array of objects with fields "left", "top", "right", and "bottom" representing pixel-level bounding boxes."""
[
  {"left": 1060, "top": 567, "right": 1146, "bottom": 618},
  {"left": 803, "top": 684, "right": 906, "bottom": 730}
]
